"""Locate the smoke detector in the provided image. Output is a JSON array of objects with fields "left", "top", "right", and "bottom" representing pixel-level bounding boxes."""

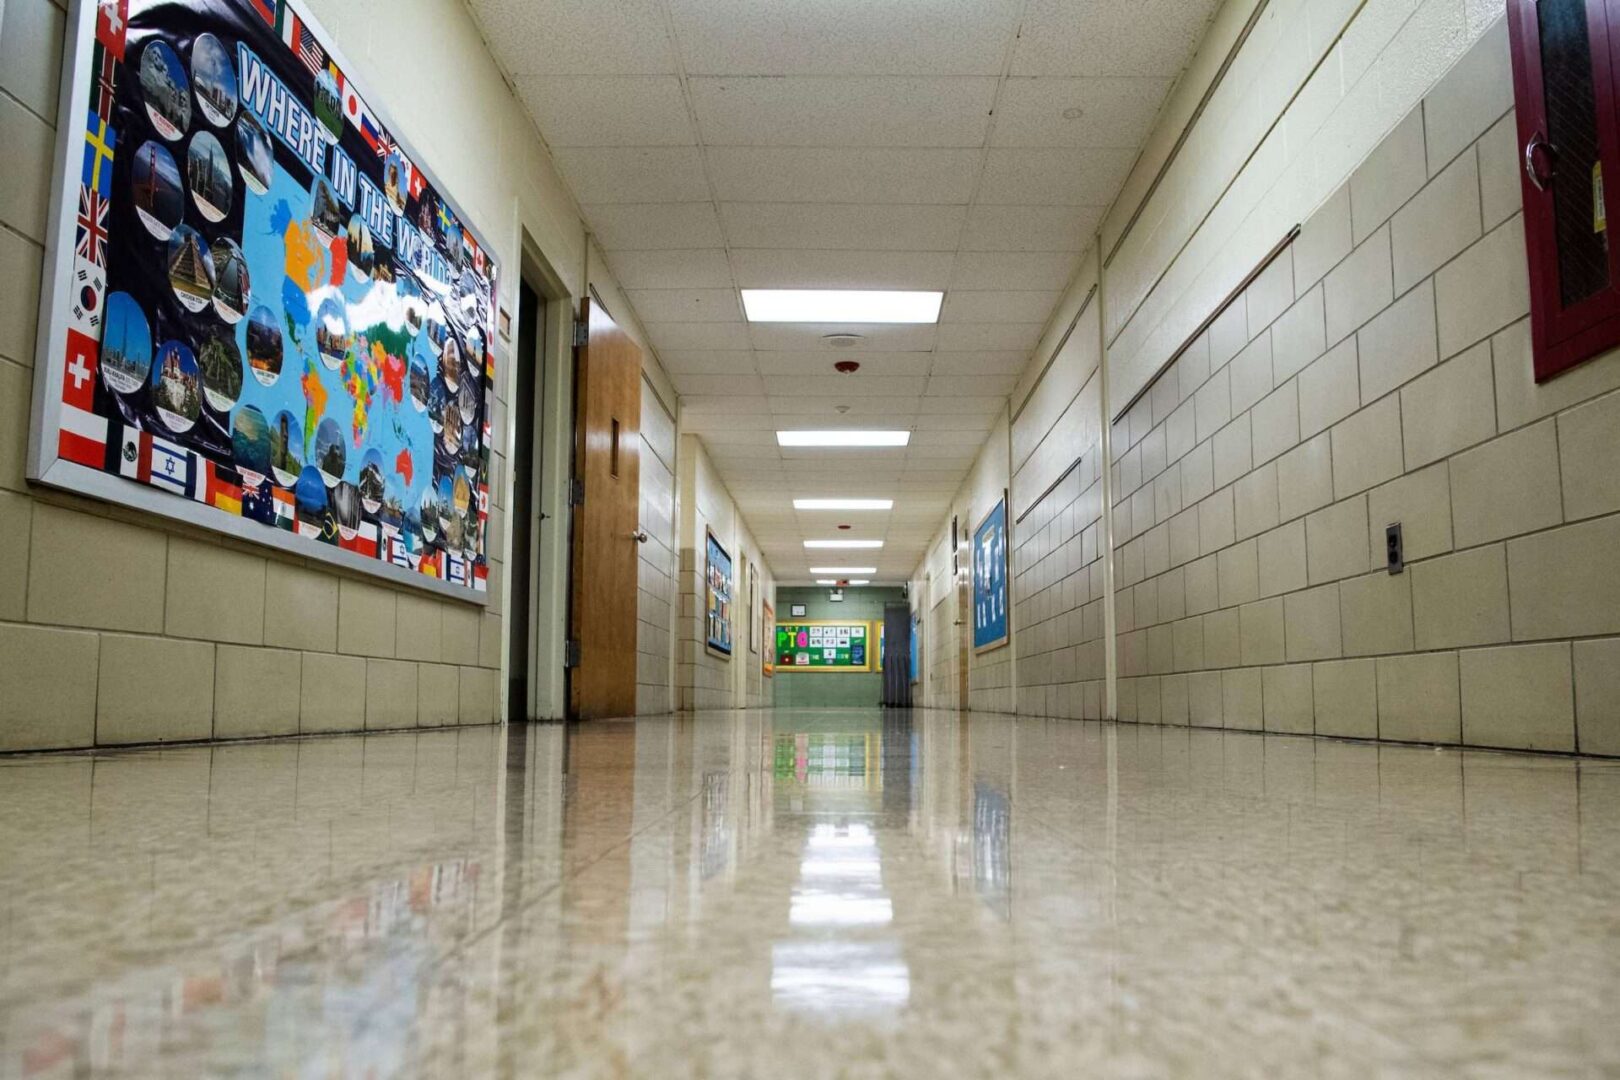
[{"left": 823, "top": 333, "right": 864, "bottom": 348}]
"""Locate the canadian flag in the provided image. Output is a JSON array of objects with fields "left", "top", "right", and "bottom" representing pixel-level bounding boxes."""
[{"left": 58, "top": 329, "right": 105, "bottom": 468}]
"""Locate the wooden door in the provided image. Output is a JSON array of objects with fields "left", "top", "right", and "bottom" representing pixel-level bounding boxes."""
[{"left": 569, "top": 297, "right": 642, "bottom": 719}]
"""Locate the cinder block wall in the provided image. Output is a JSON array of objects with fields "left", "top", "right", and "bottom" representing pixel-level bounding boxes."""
[
  {"left": 1108, "top": 26, "right": 1620, "bottom": 753},
  {"left": 676, "top": 435, "right": 774, "bottom": 712},
  {"left": 0, "top": 0, "right": 661, "bottom": 751},
  {"left": 0, "top": 0, "right": 525, "bottom": 752}
]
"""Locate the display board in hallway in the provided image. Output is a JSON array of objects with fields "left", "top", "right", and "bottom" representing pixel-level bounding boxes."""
[
  {"left": 775, "top": 620, "right": 871, "bottom": 671},
  {"left": 30, "top": 0, "right": 500, "bottom": 601}
]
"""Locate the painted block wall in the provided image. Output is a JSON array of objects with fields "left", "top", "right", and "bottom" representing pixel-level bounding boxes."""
[
  {"left": 0, "top": 0, "right": 694, "bottom": 749},
  {"left": 1107, "top": 29, "right": 1620, "bottom": 753},
  {"left": 676, "top": 434, "right": 774, "bottom": 712},
  {"left": 637, "top": 379, "right": 679, "bottom": 714},
  {"left": 771, "top": 586, "right": 904, "bottom": 709},
  {"left": 913, "top": 12, "right": 1620, "bottom": 754}
]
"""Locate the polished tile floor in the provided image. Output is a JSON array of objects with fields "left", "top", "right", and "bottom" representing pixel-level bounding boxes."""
[{"left": 2, "top": 711, "right": 1619, "bottom": 1077}]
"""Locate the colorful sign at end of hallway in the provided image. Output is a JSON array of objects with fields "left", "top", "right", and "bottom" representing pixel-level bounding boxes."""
[{"left": 775, "top": 621, "right": 872, "bottom": 671}]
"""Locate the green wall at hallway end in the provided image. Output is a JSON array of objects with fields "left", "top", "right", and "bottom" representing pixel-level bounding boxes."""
[{"left": 772, "top": 586, "right": 907, "bottom": 708}]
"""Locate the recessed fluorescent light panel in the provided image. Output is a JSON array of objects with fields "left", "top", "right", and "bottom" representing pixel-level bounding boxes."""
[
  {"left": 804, "top": 540, "right": 883, "bottom": 549},
  {"left": 848, "top": 580, "right": 871, "bottom": 586},
  {"left": 777, "top": 431, "right": 910, "bottom": 447},
  {"left": 816, "top": 579, "right": 838, "bottom": 586},
  {"left": 793, "top": 499, "right": 895, "bottom": 511},
  {"left": 809, "top": 567, "right": 877, "bottom": 576},
  {"left": 741, "top": 289, "right": 943, "bottom": 324}
]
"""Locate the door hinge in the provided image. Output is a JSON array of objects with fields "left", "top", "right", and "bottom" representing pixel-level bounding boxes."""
[
  {"left": 564, "top": 639, "right": 582, "bottom": 668},
  {"left": 573, "top": 322, "right": 588, "bottom": 348},
  {"left": 568, "top": 477, "right": 585, "bottom": 506}
]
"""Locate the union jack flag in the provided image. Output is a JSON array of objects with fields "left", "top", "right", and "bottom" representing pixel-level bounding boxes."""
[
  {"left": 375, "top": 131, "right": 397, "bottom": 161},
  {"left": 76, "top": 187, "right": 108, "bottom": 266}
]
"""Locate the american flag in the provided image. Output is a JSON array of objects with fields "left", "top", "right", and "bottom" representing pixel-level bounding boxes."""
[
  {"left": 76, "top": 187, "right": 108, "bottom": 266},
  {"left": 281, "top": 12, "right": 324, "bottom": 75}
]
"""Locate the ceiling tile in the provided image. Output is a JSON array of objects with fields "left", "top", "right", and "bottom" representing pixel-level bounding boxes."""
[
  {"left": 942, "top": 291, "right": 1061, "bottom": 324},
  {"left": 991, "top": 77, "right": 1174, "bottom": 147},
  {"left": 722, "top": 203, "right": 965, "bottom": 251},
  {"left": 672, "top": 373, "right": 766, "bottom": 396},
  {"left": 927, "top": 374, "right": 1019, "bottom": 397},
  {"left": 976, "top": 147, "right": 1138, "bottom": 205},
  {"left": 705, "top": 147, "right": 983, "bottom": 204},
  {"left": 605, "top": 249, "right": 735, "bottom": 290},
  {"left": 928, "top": 351, "right": 1029, "bottom": 375},
  {"left": 768, "top": 396, "right": 922, "bottom": 417},
  {"left": 909, "top": 410, "right": 995, "bottom": 430},
  {"left": 625, "top": 288, "right": 743, "bottom": 323},
  {"left": 689, "top": 76, "right": 997, "bottom": 147},
  {"left": 935, "top": 322, "right": 1044, "bottom": 352},
  {"left": 665, "top": 0, "right": 1021, "bottom": 76},
  {"left": 680, "top": 394, "right": 773, "bottom": 414},
  {"left": 583, "top": 203, "right": 724, "bottom": 250},
  {"left": 959, "top": 204, "right": 1100, "bottom": 251},
  {"left": 762, "top": 375, "right": 927, "bottom": 397},
  {"left": 729, "top": 249, "right": 956, "bottom": 290},
  {"left": 748, "top": 322, "right": 938, "bottom": 352},
  {"left": 697, "top": 429, "right": 778, "bottom": 446},
  {"left": 658, "top": 349, "right": 757, "bottom": 375},
  {"left": 681, "top": 411, "right": 777, "bottom": 432},
  {"left": 642, "top": 321, "right": 753, "bottom": 351},
  {"left": 916, "top": 395, "right": 1004, "bottom": 415},
  {"left": 754, "top": 351, "right": 934, "bottom": 377},
  {"left": 1012, "top": 0, "right": 1223, "bottom": 78},
  {"left": 471, "top": 0, "right": 677, "bottom": 76},
  {"left": 550, "top": 147, "right": 710, "bottom": 203},
  {"left": 951, "top": 251, "right": 1080, "bottom": 291},
  {"left": 514, "top": 76, "right": 694, "bottom": 146}
]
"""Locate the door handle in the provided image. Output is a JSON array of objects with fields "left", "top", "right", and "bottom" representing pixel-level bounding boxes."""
[
  {"left": 631, "top": 529, "right": 649, "bottom": 544},
  {"left": 1524, "top": 130, "right": 1557, "bottom": 191}
]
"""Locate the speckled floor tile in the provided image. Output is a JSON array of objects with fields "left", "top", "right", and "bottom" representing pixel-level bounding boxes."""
[{"left": 2, "top": 710, "right": 1618, "bottom": 1077}]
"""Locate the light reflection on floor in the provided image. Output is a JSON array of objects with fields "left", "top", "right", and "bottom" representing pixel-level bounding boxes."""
[{"left": 2, "top": 710, "right": 1619, "bottom": 1076}]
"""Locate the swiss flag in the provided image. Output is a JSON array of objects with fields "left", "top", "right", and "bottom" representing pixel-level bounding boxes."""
[
  {"left": 95, "top": 0, "right": 128, "bottom": 60},
  {"left": 63, "top": 329, "right": 99, "bottom": 411}
]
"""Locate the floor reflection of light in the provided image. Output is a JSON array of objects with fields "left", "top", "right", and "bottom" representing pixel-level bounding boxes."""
[
  {"left": 773, "top": 822, "right": 911, "bottom": 1016},
  {"left": 789, "top": 892, "right": 893, "bottom": 927},
  {"left": 770, "top": 942, "right": 910, "bottom": 1015}
]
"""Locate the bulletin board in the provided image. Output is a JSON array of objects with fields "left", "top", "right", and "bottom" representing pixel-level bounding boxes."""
[
  {"left": 775, "top": 620, "right": 872, "bottom": 672},
  {"left": 28, "top": 0, "right": 498, "bottom": 603},
  {"left": 705, "top": 528, "right": 733, "bottom": 659},
  {"left": 762, "top": 601, "right": 775, "bottom": 677},
  {"left": 973, "top": 493, "right": 1010, "bottom": 653}
]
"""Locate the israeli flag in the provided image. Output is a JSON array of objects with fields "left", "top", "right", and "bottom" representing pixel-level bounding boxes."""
[{"left": 148, "top": 439, "right": 194, "bottom": 497}]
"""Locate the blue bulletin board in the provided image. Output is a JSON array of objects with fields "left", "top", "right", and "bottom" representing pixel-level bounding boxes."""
[
  {"left": 973, "top": 493, "right": 1009, "bottom": 653},
  {"left": 28, "top": 0, "right": 498, "bottom": 602}
]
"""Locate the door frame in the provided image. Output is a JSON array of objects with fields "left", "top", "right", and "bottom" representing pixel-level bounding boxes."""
[{"left": 500, "top": 234, "right": 573, "bottom": 722}]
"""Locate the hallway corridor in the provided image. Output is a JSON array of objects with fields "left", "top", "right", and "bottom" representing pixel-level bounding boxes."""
[{"left": 2, "top": 711, "right": 1618, "bottom": 1077}]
